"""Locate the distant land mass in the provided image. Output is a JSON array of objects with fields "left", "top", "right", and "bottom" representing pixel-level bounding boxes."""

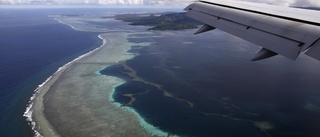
[
  {"left": 114, "top": 12, "right": 201, "bottom": 30},
  {"left": 114, "top": 6, "right": 320, "bottom": 31}
]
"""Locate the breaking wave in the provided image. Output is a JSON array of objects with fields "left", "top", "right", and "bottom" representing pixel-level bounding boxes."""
[{"left": 23, "top": 34, "right": 106, "bottom": 137}]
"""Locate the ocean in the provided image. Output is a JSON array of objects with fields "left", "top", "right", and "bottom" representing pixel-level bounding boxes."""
[
  {"left": 0, "top": 7, "right": 183, "bottom": 137},
  {"left": 100, "top": 30, "right": 320, "bottom": 137},
  {"left": 0, "top": 8, "right": 102, "bottom": 137},
  {"left": 2, "top": 6, "right": 320, "bottom": 137}
]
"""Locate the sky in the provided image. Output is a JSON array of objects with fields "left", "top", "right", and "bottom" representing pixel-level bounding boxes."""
[
  {"left": 0, "top": 0, "right": 319, "bottom": 7},
  {"left": 241, "top": 0, "right": 320, "bottom": 7}
]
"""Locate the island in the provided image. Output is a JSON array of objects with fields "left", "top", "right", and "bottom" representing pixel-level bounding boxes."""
[{"left": 114, "top": 12, "right": 202, "bottom": 30}]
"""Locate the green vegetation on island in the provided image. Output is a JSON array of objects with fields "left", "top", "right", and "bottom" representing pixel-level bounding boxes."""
[{"left": 115, "top": 12, "right": 202, "bottom": 31}]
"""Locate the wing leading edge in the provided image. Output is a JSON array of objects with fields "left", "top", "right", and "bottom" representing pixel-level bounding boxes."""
[{"left": 184, "top": 0, "right": 320, "bottom": 61}]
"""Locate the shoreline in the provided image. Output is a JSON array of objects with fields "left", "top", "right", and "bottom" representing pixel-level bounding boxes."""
[
  {"left": 97, "top": 70, "right": 169, "bottom": 137},
  {"left": 24, "top": 34, "right": 106, "bottom": 137},
  {"left": 27, "top": 32, "right": 169, "bottom": 137}
]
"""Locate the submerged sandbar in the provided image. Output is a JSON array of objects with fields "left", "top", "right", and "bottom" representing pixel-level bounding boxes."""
[{"left": 31, "top": 32, "right": 162, "bottom": 137}]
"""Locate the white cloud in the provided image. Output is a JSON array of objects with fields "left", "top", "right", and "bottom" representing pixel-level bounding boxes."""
[
  {"left": 1, "top": 0, "right": 320, "bottom": 7},
  {"left": 98, "top": 0, "right": 143, "bottom": 5},
  {"left": 291, "top": 0, "right": 320, "bottom": 7},
  {"left": 144, "top": 0, "right": 193, "bottom": 6},
  {"left": 239, "top": 0, "right": 320, "bottom": 7},
  {"left": 142, "top": 0, "right": 320, "bottom": 7},
  {"left": 1, "top": 0, "right": 18, "bottom": 4},
  {"left": 144, "top": 0, "right": 320, "bottom": 7}
]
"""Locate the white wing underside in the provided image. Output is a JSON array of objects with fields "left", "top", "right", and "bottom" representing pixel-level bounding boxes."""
[{"left": 185, "top": 0, "right": 320, "bottom": 61}]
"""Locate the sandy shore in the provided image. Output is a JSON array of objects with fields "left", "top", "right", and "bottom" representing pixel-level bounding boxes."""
[{"left": 31, "top": 32, "right": 158, "bottom": 137}]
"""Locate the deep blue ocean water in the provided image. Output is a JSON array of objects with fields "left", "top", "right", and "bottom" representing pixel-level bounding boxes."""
[
  {"left": 0, "top": 7, "right": 185, "bottom": 137},
  {"left": 100, "top": 31, "right": 320, "bottom": 137},
  {"left": 3, "top": 6, "right": 320, "bottom": 137},
  {"left": 0, "top": 8, "right": 103, "bottom": 137}
]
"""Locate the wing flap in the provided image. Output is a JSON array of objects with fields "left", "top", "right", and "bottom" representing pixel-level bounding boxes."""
[
  {"left": 252, "top": 48, "right": 278, "bottom": 61},
  {"left": 306, "top": 39, "right": 320, "bottom": 60},
  {"left": 187, "top": 9, "right": 302, "bottom": 59},
  {"left": 185, "top": 0, "right": 320, "bottom": 61},
  {"left": 194, "top": 24, "right": 216, "bottom": 35}
]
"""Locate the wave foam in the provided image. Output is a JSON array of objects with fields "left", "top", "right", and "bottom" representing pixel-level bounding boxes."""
[
  {"left": 54, "top": 18, "right": 82, "bottom": 31},
  {"left": 23, "top": 34, "right": 106, "bottom": 137},
  {"left": 23, "top": 75, "right": 52, "bottom": 137}
]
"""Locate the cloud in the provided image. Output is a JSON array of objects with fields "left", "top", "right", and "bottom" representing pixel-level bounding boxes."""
[
  {"left": 291, "top": 0, "right": 320, "bottom": 7},
  {"left": 98, "top": 0, "right": 143, "bottom": 5},
  {"left": 143, "top": 0, "right": 320, "bottom": 7},
  {"left": 144, "top": 0, "right": 193, "bottom": 6},
  {"left": 142, "top": 0, "right": 320, "bottom": 7},
  {"left": 239, "top": 0, "right": 320, "bottom": 7},
  {"left": 1, "top": 0, "right": 320, "bottom": 7}
]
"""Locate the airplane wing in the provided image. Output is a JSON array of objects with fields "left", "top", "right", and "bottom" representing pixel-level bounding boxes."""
[{"left": 184, "top": 0, "right": 320, "bottom": 61}]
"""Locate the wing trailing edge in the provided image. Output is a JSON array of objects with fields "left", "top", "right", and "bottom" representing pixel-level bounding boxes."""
[{"left": 185, "top": 0, "right": 320, "bottom": 61}]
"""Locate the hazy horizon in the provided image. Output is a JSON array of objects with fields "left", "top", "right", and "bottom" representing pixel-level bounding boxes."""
[{"left": 1, "top": 0, "right": 320, "bottom": 7}]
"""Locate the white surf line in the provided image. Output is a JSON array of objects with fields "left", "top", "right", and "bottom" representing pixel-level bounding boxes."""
[{"left": 23, "top": 34, "right": 106, "bottom": 137}]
